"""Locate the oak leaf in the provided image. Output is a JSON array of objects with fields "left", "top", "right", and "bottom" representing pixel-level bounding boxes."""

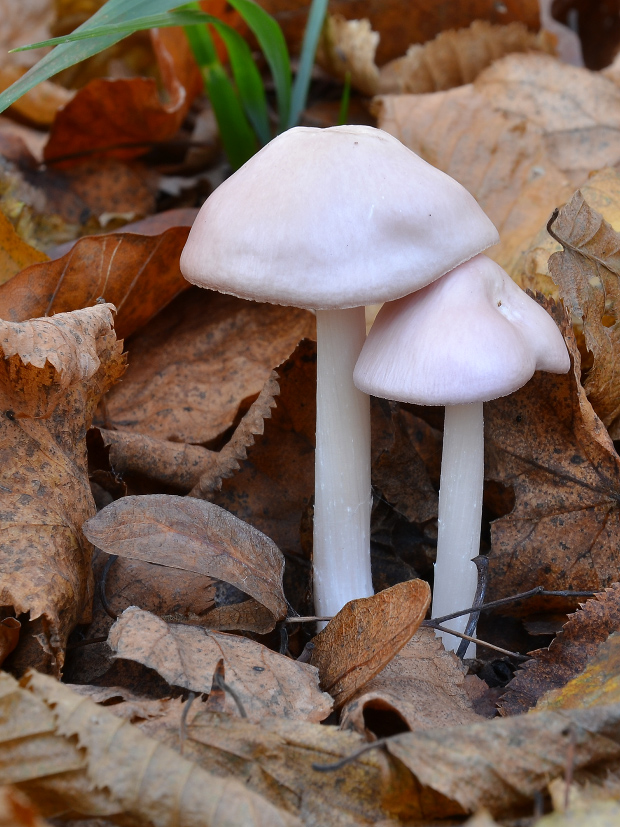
[
  {"left": 0, "top": 303, "right": 125, "bottom": 671},
  {"left": 108, "top": 607, "right": 333, "bottom": 723},
  {"left": 83, "top": 494, "right": 288, "bottom": 632}
]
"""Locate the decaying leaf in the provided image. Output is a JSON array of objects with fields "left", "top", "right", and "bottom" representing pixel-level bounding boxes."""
[
  {"left": 0, "top": 210, "right": 48, "bottom": 284},
  {"left": 500, "top": 584, "right": 620, "bottom": 716},
  {"left": 385, "top": 702, "right": 620, "bottom": 818},
  {"left": 536, "top": 631, "right": 620, "bottom": 710},
  {"left": 44, "top": 27, "right": 203, "bottom": 167},
  {"left": 257, "top": 0, "right": 540, "bottom": 65},
  {"left": 0, "top": 618, "right": 20, "bottom": 667},
  {"left": 485, "top": 300, "right": 620, "bottom": 612},
  {"left": 108, "top": 607, "right": 333, "bottom": 723},
  {"left": 340, "top": 628, "right": 484, "bottom": 736},
  {"left": 0, "top": 225, "right": 191, "bottom": 342},
  {"left": 101, "top": 291, "right": 315, "bottom": 444},
  {"left": 376, "top": 53, "right": 620, "bottom": 274},
  {"left": 316, "top": 15, "right": 380, "bottom": 96},
  {"left": 310, "top": 579, "right": 431, "bottom": 707},
  {"left": 8, "top": 669, "right": 302, "bottom": 826},
  {"left": 0, "top": 304, "right": 125, "bottom": 671},
  {"left": 140, "top": 705, "right": 422, "bottom": 824},
  {"left": 0, "top": 786, "right": 50, "bottom": 826},
  {"left": 548, "top": 191, "right": 620, "bottom": 435},
  {"left": 378, "top": 21, "right": 554, "bottom": 95},
  {"left": 83, "top": 494, "right": 288, "bottom": 632}
]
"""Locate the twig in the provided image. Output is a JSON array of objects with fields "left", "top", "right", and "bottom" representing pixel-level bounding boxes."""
[
  {"left": 285, "top": 615, "right": 333, "bottom": 623},
  {"left": 66, "top": 635, "right": 109, "bottom": 650},
  {"left": 297, "top": 641, "right": 315, "bottom": 663},
  {"left": 313, "top": 737, "right": 392, "bottom": 772},
  {"left": 179, "top": 691, "right": 196, "bottom": 756},
  {"left": 456, "top": 555, "right": 488, "bottom": 658},
  {"left": 213, "top": 672, "right": 248, "bottom": 718},
  {"left": 432, "top": 623, "right": 529, "bottom": 660},
  {"left": 99, "top": 555, "right": 118, "bottom": 620},
  {"left": 563, "top": 724, "right": 577, "bottom": 812}
]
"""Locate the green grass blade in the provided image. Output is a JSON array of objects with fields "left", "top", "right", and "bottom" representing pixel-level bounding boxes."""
[
  {"left": 0, "top": 0, "right": 194, "bottom": 113},
  {"left": 338, "top": 71, "right": 352, "bottom": 126},
  {"left": 288, "top": 0, "right": 328, "bottom": 129},
  {"left": 185, "top": 24, "right": 257, "bottom": 169},
  {"left": 226, "top": 0, "right": 291, "bottom": 130}
]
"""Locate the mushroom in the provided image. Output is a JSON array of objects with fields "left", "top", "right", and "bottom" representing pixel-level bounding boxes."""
[
  {"left": 180, "top": 124, "right": 499, "bottom": 619},
  {"left": 354, "top": 254, "right": 570, "bottom": 652}
]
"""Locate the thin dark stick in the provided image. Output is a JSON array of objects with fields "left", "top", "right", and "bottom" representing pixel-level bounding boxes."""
[
  {"left": 213, "top": 672, "right": 247, "bottom": 718},
  {"left": 99, "top": 555, "right": 118, "bottom": 620},
  {"left": 179, "top": 691, "right": 196, "bottom": 756},
  {"left": 285, "top": 615, "right": 333, "bottom": 623},
  {"left": 456, "top": 556, "right": 488, "bottom": 659},
  {"left": 546, "top": 208, "right": 562, "bottom": 243},
  {"left": 432, "top": 623, "right": 529, "bottom": 660},
  {"left": 66, "top": 635, "right": 109, "bottom": 650},
  {"left": 313, "top": 737, "right": 392, "bottom": 772},
  {"left": 424, "top": 587, "right": 599, "bottom": 627}
]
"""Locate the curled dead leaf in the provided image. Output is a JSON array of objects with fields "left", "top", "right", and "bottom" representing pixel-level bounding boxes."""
[
  {"left": 109, "top": 607, "right": 333, "bottom": 723},
  {"left": 83, "top": 494, "right": 288, "bottom": 631},
  {"left": 310, "top": 579, "right": 431, "bottom": 707},
  {"left": 0, "top": 304, "right": 125, "bottom": 671}
]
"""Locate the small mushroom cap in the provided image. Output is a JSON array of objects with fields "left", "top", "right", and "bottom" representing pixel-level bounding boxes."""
[
  {"left": 180, "top": 125, "right": 499, "bottom": 310},
  {"left": 354, "top": 254, "right": 570, "bottom": 405}
]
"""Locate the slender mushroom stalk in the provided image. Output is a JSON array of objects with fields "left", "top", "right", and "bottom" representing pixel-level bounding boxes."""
[
  {"left": 179, "top": 125, "right": 499, "bottom": 618},
  {"left": 354, "top": 254, "right": 570, "bottom": 654},
  {"left": 433, "top": 402, "right": 483, "bottom": 653},
  {"left": 314, "top": 307, "right": 372, "bottom": 616}
]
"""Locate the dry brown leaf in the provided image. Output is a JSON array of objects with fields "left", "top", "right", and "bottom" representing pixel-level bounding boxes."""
[
  {"left": 378, "top": 21, "right": 554, "bottom": 95},
  {"left": 20, "top": 669, "right": 302, "bottom": 826},
  {"left": 499, "top": 584, "right": 620, "bottom": 716},
  {"left": 0, "top": 210, "right": 48, "bottom": 284},
  {"left": 257, "top": 0, "right": 540, "bottom": 65},
  {"left": 109, "top": 607, "right": 333, "bottom": 723},
  {"left": 83, "top": 494, "right": 288, "bottom": 632},
  {"left": 340, "top": 628, "right": 484, "bottom": 735},
  {"left": 139, "top": 706, "right": 421, "bottom": 825},
  {"left": 548, "top": 190, "right": 620, "bottom": 435},
  {"left": 485, "top": 299, "right": 620, "bottom": 613},
  {"left": 316, "top": 15, "right": 380, "bottom": 95},
  {"left": 0, "top": 618, "right": 20, "bottom": 667},
  {"left": 376, "top": 53, "right": 620, "bottom": 274},
  {"left": 0, "top": 65, "right": 75, "bottom": 126},
  {"left": 0, "top": 226, "right": 190, "bottom": 342},
  {"left": 0, "top": 304, "right": 125, "bottom": 672},
  {"left": 101, "top": 290, "right": 315, "bottom": 444},
  {"left": 44, "top": 27, "right": 203, "bottom": 167},
  {"left": 309, "top": 579, "right": 431, "bottom": 707},
  {"left": 0, "top": 786, "right": 50, "bottom": 826},
  {"left": 385, "top": 703, "right": 620, "bottom": 818}
]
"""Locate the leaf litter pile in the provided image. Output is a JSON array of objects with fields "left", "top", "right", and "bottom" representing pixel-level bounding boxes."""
[{"left": 6, "top": 2, "right": 620, "bottom": 826}]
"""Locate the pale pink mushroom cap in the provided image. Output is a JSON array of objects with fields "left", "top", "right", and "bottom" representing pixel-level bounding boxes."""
[
  {"left": 354, "top": 254, "right": 570, "bottom": 405},
  {"left": 180, "top": 125, "right": 499, "bottom": 309}
]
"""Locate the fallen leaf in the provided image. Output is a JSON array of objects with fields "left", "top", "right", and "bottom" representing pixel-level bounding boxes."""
[
  {"left": 316, "top": 15, "right": 380, "bottom": 96},
  {"left": 485, "top": 299, "right": 620, "bottom": 611},
  {"left": 11, "top": 668, "right": 302, "bottom": 826},
  {"left": 0, "top": 786, "right": 50, "bottom": 826},
  {"left": 309, "top": 579, "right": 431, "bottom": 707},
  {"left": 139, "top": 706, "right": 421, "bottom": 824},
  {"left": 376, "top": 53, "right": 620, "bottom": 274},
  {"left": 0, "top": 211, "right": 48, "bottom": 284},
  {"left": 385, "top": 702, "right": 620, "bottom": 818},
  {"left": 108, "top": 607, "right": 333, "bottom": 723},
  {"left": 536, "top": 631, "right": 620, "bottom": 711},
  {"left": 0, "top": 304, "right": 125, "bottom": 671},
  {"left": 44, "top": 27, "right": 203, "bottom": 167},
  {"left": 378, "top": 21, "right": 554, "bottom": 95},
  {"left": 257, "top": 0, "right": 540, "bottom": 65},
  {"left": 83, "top": 494, "right": 288, "bottom": 631},
  {"left": 538, "top": 800, "right": 620, "bottom": 827},
  {"left": 499, "top": 584, "right": 620, "bottom": 716},
  {"left": 0, "top": 65, "right": 75, "bottom": 126},
  {"left": 0, "top": 618, "right": 20, "bottom": 667},
  {"left": 548, "top": 190, "right": 620, "bottom": 435},
  {"left": 340, "top": 628, "right": 484, "bottom": 736},
  {"left": 0, "top": 226, "right": 190, "bottom": 341}
]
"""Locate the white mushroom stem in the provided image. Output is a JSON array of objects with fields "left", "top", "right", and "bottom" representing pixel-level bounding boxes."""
[
  {"left": 432, "top": 402, "right": 484, "bottom": 656},
  {"left": 314, "top": 307, "right": 374, "bottom": 617}
]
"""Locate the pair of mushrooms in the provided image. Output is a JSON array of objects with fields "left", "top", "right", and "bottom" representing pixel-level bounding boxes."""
[{"left": 181, "top": 125, "right": 569, "bottom": 652}]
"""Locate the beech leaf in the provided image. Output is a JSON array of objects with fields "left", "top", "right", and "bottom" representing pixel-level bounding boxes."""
[{"left": 83, "top": 494, "right": 288, "bottom": 631}]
